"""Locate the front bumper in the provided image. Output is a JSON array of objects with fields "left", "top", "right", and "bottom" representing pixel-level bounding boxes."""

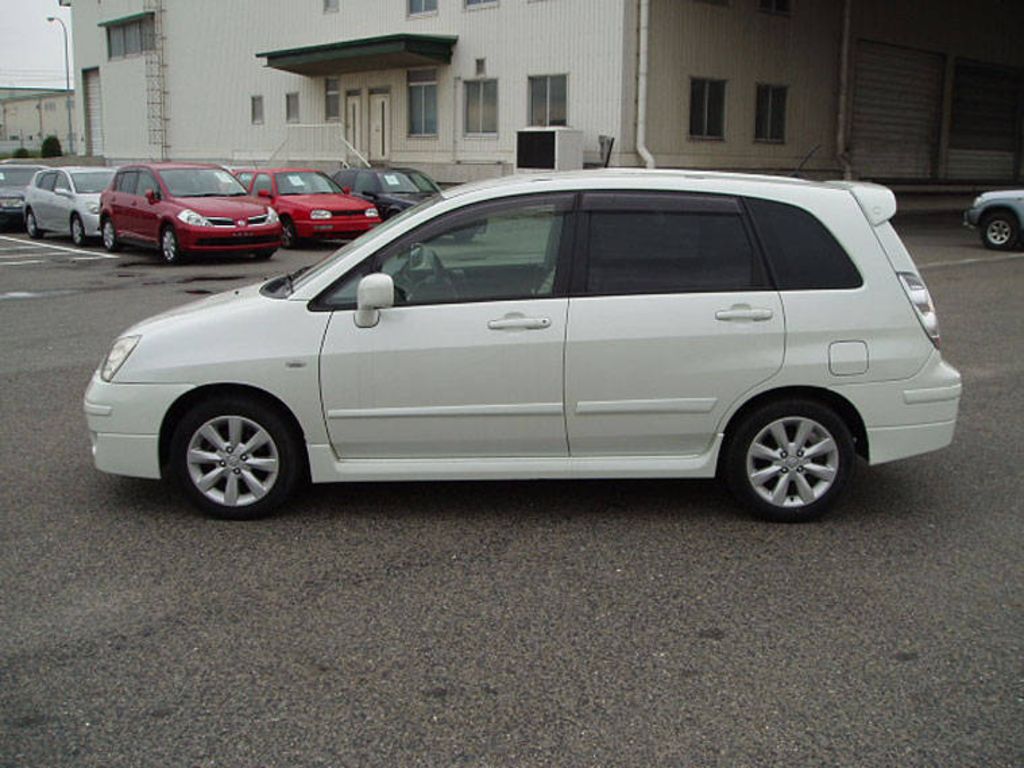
[
  {"left": 84, "top": 373, "right": 194, "bottom": 479},
  {"left": 81, "top": 210, "right": 102, "bottom": 237},
  {"left": 176, "top": 223, "right": 282, "bottom": 253},
  {"left": 296, "top": 217, "right": 379, "bottom": 240},
  {"left": 963, "top": 207, "right": 981, "bottom": 228},
  {"left": 0, "top": 207, "right": 25, "bottom": 228}
]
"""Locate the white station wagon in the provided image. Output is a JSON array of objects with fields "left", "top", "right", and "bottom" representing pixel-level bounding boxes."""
[{"left": 85, "top": 170, "right": 962, "bottom": 523}]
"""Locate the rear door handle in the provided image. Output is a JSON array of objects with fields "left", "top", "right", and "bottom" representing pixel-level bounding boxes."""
[
  {"left": 488, "top": 317, "right": 552, "bottom": 331},
  {"left": 715, "top": 306, "right": 774, "bottom": 322}
]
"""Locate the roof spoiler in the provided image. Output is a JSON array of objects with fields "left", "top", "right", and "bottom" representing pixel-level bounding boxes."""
[{"left": 827, "top": 181, "right": 897, "bottom": 225}]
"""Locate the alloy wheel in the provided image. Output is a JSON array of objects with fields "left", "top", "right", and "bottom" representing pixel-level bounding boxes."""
[
  {"left": 985, "top": 219, "right": 1012, "bottom": 246},
  {"left": 185, "top": 415, "right": 280, "bottom": 508},
  {"left": 745, "top": 417, "right": 839, "bottom": 508}
]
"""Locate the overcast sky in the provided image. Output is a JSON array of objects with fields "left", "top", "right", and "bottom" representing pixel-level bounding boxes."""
[{"left": 0, "top": 0, "right": 75, "bottom": 89}]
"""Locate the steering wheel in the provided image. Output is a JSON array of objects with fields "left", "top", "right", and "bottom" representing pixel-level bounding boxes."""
[{"left": 397, "top": 244, "right": 458, "bottom": 303}]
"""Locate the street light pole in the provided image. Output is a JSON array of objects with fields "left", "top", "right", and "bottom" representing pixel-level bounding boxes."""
[{"left": 46, "top": 16, "right": 74, "bottom": 155}]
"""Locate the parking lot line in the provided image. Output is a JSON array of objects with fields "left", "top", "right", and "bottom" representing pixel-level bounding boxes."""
[
  {"left": 919, "top": 252, "right": 1024, "bottom": 270},
  {"left": 0, "top": 235, "right": 118, "bottom": 259},
  {"left": 0, "top": 259, "right": 45, "bottom": 266}
]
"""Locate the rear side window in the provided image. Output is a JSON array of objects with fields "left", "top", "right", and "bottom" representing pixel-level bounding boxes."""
[
  {"left": 581, "top": 192, "right": 767, "bottom": 295},
  {"left": 746, "top": 198, "right": 862, "bottom": 290}
]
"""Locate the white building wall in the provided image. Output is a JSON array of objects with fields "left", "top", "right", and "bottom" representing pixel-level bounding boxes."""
[{"left": 0, "top": 93, "right": 75, "bottom": 150}]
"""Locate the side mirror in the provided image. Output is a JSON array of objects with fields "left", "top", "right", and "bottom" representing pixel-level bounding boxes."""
[
  {"left": 257, "top": 188, "right": 272, "bottom": 199},
  {"left": 145, "top": 189, "right": 160, "bottom": 204},
  {"left": 354, "top": 273, "right": 394, "bottom": 328},
  {"left": 342, "top": 186, "right": 352, "bottom": 195}
]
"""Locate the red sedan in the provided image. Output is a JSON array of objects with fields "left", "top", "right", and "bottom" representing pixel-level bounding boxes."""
[
  {"left": 99, "top": 163, "right": 282, "bottom": 264},
  {"left": 244, "top": 168, "right": 381, "bottom": 248}
]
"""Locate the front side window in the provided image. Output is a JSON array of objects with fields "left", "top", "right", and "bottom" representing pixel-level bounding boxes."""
[
  {"left": 286, "top": 92, "right": 300, "bottom": 124},
  {"left": 325, "top": 78, "right": 341, "bottom": 122},
  {"left": 54, "top": 173, "right": 72, "bottom": 193},
  {"left": 465, "top": 79, "right": 498, "bottom": 135},
  {"left": 158, "top": 168, "right": 248, "bottom": 198},
  {"left": 320, "top": 195, "right": 572, "bottom": 308},
  {"left": 409, "top": 0, "right": 438, "bottom": 13},
  {"left": 690, "top": 78, "right": 726, "bottom": 138},
  {"left": 528, "top": 75, "right": 567, "bottom": 127},
  {"left": 251, "top": 95, "right": 264, "bottom": 125},
  {"left": 754, "top": 84, "right": 787, "bottom": 142},
  {"left": 252, "top": 174, "right": 273, "bottom": 195},
  {"left": 37, "top": 172, "right": 57, "bottom": 192},
  {"left": 274, "top": 171, "right": 342, "bottom": 195},
  {"left": 114, "top": 171, "right": 138, "bottom": 194},
  {"left": 354, "top": 171, "right": 381, "bottom": 195},
  {"left": 136, "top": 170, "right": 160, "bottom": 198},
  {"left": 581, "top": 193, "right": 766, "bottom": 295},
  {"left": 408, "top": 69, "right": 438, "bottom": 136}
]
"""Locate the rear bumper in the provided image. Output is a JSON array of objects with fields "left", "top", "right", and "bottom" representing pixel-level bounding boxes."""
[{"left": 295, "top": 218, "right": 378, "bottom": 239}]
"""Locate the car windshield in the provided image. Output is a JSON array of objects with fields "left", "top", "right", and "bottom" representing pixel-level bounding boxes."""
[
  {"left": 0, "top": 168, "right": 39, "bottom": 186},
  {"left": 159, "top": 168, "right": 248, "bottom": 197},
  {"left": 275, "top": 171, "right": 342, "bottom": 196},
  {"left": 71, "top": 170, "right": 115, "bottom": 194},
  {"left": 379, "top": 170, "right": 439, "bottom": 194}
]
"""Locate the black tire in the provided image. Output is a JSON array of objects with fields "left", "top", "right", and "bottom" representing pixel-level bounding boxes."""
[
  {"left": 252, "top": 249, "right": 275, "bottom": 261},
  {"left": 70, "top": 213, "right": 86, "bottom": 246},
  {"left": 101, "top": 217, "right": 121, "bottom": 252},
  {"left": 25, "top": 209, "right": 43, "bottom": 239},
  {"left": 723, "top": 398, "right": 855, "bottom": 523},
  {"left": 169, "top": 394, "right": 304, "bottom": 520},
  {"left": 979, "top": 211, "right": 1019, "bottom": 251},
  {"left": 280, "top": 217, "right": 298, "bottom": 249},
  {"left": 160, "top": 224, "right": 186, "bottom": 264}
]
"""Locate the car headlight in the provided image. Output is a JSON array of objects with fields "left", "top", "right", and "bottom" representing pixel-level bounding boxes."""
[
  {"left": 177, "top": 209, "right": 211, "bottom": 227},
  {"left": 0, "top": 197, "right": 24, "bottom": 208},
  {"left": 100, "top": 335, "right": 141, "bottom": 382},
  {"left": 265, "top": 207, "right": 279, "bottom": 224},
  {"left": 87, "top": 202, "right": 100, "bottom": 214},
  {"left": 365, "top": 208, "right": 379, "bottom": 218},
  {"left": 310, "top": 209, "right": 331, "bottom": 220}
]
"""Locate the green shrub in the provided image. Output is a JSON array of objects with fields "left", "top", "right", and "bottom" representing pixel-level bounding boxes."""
[
  {"left": 40, "top": 135, "right": 62, "bottom": 157},
  {"left": 13, "top": 147, "right": 31, "bottom": 158}
]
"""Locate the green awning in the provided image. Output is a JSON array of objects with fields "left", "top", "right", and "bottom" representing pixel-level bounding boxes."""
[
  {"left": 97, "top": 11, "right": 153, "bottom": 28},
  {"left": 256, "top": 34, "right": 457, "bottom": 76}
]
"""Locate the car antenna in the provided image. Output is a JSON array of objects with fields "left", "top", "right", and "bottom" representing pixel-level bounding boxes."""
[{"left": 790, "top": 144, "right": 821, "bottom": 178}]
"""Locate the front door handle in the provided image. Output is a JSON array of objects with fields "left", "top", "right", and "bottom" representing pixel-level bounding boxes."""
[
  {"left": 487, "top": 316, "right": 552, "bottom": 331},
  {"left": 715, "top": 305, "right": 774, "bottom": 322}
]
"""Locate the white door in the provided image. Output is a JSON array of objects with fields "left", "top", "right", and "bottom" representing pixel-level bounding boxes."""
[
  {"left": 369, "top": 91, "right": 390, "bottom": 162},
  {"left": 318, "top": 194, "right": 574, "bottom": 459},
  {"left": 83, "top": 68, "right": 104, "bottom": 157},
  {"left": 565, "top": 192, "right": 785, "bottom": 456},
  {"left": 345, "top": 94, "right": 361, "bottom": 155}
]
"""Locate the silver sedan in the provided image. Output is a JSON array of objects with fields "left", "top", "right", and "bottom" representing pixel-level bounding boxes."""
[{"left": 24, "top": 166, "right": 116, "bottom": 245}]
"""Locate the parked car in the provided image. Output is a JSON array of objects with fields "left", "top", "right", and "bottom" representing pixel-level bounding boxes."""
[
  {"left": 0, "top": 164, "right": 45, "bottom": 231},
  {"left": 24, "top": 166, "right": 117, "bottom": 245},
  {"left": 963, "top": 189, "right": 1024, "bottom": 250},
  {"left": 99, "top": 163, "right": 282, "bottom": 263},
  {"left": 332, "top": 166, "right": 441, "bottom": 219},
  {"left": 242, "top": 168, "right": 381, "bottom": 248},
  {"left": 85, "top": 170, "right": 961, "bottom": 523}
]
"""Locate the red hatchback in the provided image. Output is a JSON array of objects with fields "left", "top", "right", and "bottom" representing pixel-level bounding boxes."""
[
  {"left": 99, "top": 163, "right": 282, "bottom": 264},
  {"left": 243, "top": 168, "right": 381, "bottom": 248}
]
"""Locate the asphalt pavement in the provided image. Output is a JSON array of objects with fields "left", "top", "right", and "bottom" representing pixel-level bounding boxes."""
[{"left": 0, "top": 217, "right": 1021, "bottom": 767}]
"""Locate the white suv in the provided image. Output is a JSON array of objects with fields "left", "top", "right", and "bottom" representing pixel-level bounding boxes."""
[{"left": 84, "top": 170, "right": 961, "bottom": 523}]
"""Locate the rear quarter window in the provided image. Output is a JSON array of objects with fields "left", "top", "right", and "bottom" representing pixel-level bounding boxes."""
[{"left": 746, "top": 197, "right": 862, "bottom": 290}]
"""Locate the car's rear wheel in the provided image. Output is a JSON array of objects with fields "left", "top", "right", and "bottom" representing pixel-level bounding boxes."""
[
  {"left": 70, "top": 213, "right": 86, "bottom": 246},
  {"left": 980, "top": 211, "right": 1019, "bottom": 251},
  {"left": 25, "top": 209, "right": 43, "bottom": 239},
  {"left": 160, "top": 225, "right": 185, "bottom": 264},
  {"left": 169, "top": 395, "right": 303, "bottom": 520},
  {"left": 280, "top": 217, "right": 298, "bottom": 249},
  {"left": 101, "top": 217, "right": 121, "bottom": 252},
  {"left": 724, "top": 398, "right": 855, "bottom": 523}
]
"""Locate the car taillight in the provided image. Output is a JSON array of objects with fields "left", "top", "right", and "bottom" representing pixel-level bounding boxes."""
[{"left": 898, "top": 272, "right": 940, "bottom": 349}]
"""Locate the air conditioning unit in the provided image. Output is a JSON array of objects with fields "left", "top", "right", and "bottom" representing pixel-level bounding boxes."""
[{"left": 516, "top": 127, "right": 584, "bottom": 172}]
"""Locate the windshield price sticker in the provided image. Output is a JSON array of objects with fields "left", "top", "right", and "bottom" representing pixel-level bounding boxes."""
[{"left": 383, "top": 174, "right": 401, "bottom": 187}]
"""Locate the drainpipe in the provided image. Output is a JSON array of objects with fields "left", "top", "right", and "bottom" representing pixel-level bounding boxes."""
[
  {"left": 836, "top": 0, "right": 853, "bottom": 179},
  {"left": 636, "top": 0, "right": 655, "bottom": 169}
]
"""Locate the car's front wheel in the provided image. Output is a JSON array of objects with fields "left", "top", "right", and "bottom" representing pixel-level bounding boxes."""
[
  {"left": 25, "top": 209, "right": 43, "bottom": 239},
  {"left": 70, "top": 213, "right": 86, "bottom": 246},
  {"left": 101, "top": 217, "right": 121, "bottom": 252},
  {"left": 723, "top": 398, "right": 855, "bottom": 523},
  {"left": 980, "top": 211, "right": 1019, "bottom": 251},
  {"left": 169, "top": 395, "right": 304, "bottom": 520},
  {"left": 160, "top": 225, "right": 185, "bottom": 264},
  {"left": 280, "top": 216, "right": 298, "bottom": 249}
]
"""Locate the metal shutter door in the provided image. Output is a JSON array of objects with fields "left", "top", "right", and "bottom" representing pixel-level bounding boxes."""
[
  {"left": 948, "top": 62, "right": 1020, "bottom": 181},
  {"left": 851, "top": 41, "right": 945, "bottom": 179},
  {"left": 84, "top": 69, "right": 104, "bottom": 157}
]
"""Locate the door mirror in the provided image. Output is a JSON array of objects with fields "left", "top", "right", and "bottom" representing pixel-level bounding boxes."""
[
  {"left": 257, "top": 188, "right": 272, "bottom": 199},
  {"left": 342, "top": 186, "right": 352, "bottom": 195},
  {"left": 145, "top": 189, "right": 160, "bottom": 204},
  {"left": 355, "top": 273, "right": 394, "bottom": 328}
]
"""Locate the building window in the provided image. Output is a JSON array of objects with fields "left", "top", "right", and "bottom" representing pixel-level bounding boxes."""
[
  {"left": 408, "top": 69, "right": 438, "bottom": 136},
  {"left": 528, "top": 75, "right": 567, "bottom": 127},
  {"left": 106, "top": 16, "right": 155, "bottom": 60},
  {"left": 754, "top": 84, "right": 787, "bottom": 142},
  {"left": 251, "top": 95, "right": 264, "bottom": 125},
  {"left": 325, "top": 78, "right": 341, "bottom": 121},
  {"left": 689, "top": 78, "right": 726, "bottom": 139},
  {"left": 286, "top": 92, "right": 300, "bottom": 124},
  {"left": 758, "top": 0, "right": 790, "bottom": 15},
  {"left": 324, "top": 0, "right": 339, "bottom": 12},
  {"left": 465, "top": 79, "right": 498, "bottom": 135},
  {"left": 466, "top": 0, "right": 498, "bottom": 8},
  {"left": 409, "top": 0, "right": 438, "bottom": 14}
]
